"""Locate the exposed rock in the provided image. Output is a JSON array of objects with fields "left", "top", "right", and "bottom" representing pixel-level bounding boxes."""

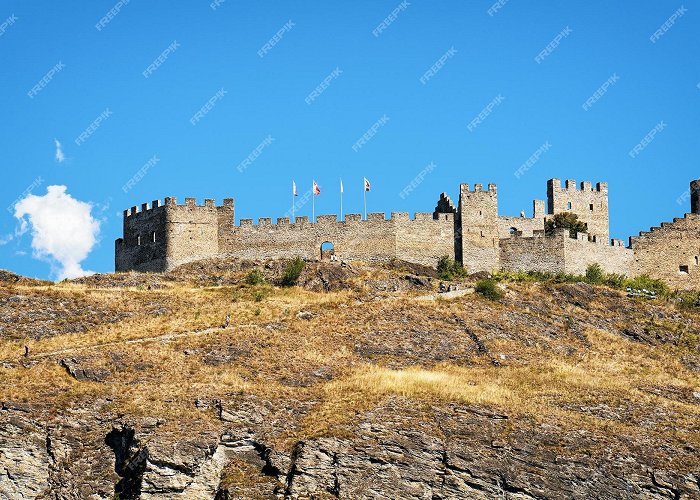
[{"left": 60, "top": 358, "right": 110, "bottom": 382}]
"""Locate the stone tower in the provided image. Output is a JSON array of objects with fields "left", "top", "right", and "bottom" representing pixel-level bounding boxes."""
[
  {"left": 457, "top": 183, "right": 500, "bottom": 272},
  {"left": 691, "top": 179, "right": 700, "bottom": 214},
  {"left": 547, "top": 179, "right": 609, "bottom": 242}
]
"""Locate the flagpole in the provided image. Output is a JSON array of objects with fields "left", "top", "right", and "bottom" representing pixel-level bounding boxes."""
[
  {"left": 312, "top": 180, "right": 315, "bottom": 222},
  {"left": 340, "top": 178, "right": 343, "bottom": 220},
  {"left": 292, "top": 182, "right": 295, "bottom": 222},
  {"left": 363, "top": 187, "right": 367, "bottom": 220}
]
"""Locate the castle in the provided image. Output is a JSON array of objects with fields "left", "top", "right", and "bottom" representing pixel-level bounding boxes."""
[{"left": 116, "top": 178, "right": 700, "bottom": 290}]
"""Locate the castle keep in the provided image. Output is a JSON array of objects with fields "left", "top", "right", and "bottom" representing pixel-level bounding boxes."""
[{"left": 116, "top": 178, "right": 700, "bottom": 290}]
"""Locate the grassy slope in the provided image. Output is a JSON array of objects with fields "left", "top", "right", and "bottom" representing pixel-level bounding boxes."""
[{"left": 0, "top": 260, "right": 699, "bottom": 476}]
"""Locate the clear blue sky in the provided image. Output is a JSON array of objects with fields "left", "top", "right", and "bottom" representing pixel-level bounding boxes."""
[{"left": 1, "top": 1, "right": 698, "bottom": 279}]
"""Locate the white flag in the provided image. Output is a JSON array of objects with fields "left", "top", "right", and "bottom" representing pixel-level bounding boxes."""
[
  {"left": 340, "top": 178, "right": 344, "bottom": 193},
  {"left": 364, "top": 177, "right": 371, "bottom": 192},
  {"left": 293, "top": 180, "right": 298, "bottom": 196},
  {"left": 313, "top": 180, "right": 321, "bottom": 195}
]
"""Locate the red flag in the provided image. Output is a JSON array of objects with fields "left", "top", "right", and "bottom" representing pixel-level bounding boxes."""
[
  {"left": 364, "top": 177, "right": 371, "bottom": 192},
  {"left": 313, "top": 180, "right": 321, "bottom": 195}
]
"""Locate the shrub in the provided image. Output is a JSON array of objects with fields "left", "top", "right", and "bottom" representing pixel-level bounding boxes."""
[
  {"left": 675, "top": 291, "right": 700, "bottom": 309},
  {"left": 254, "top": 290, "right": 265, "bottom": 302},
  {"left": 603, "top": 273, "right": 626, "bottom": 289},
  {"left": 245, "top": 269, "right": 265, "bottom": 285},
  {"left": 281, "top": 257, "right": 305, "bottom": 287},
  {"left": 545, "top": 212, "right": 588, "bottom": 238},
  {"left": 585, "top": 264, "right": 605, "bottom": 284},
  {"left": 437, "top": 255, "right": 467, "bottom": 280},
  {"left": 625, "top": 274, "right": 670, "bottom": 297},
  {"left": 475, "top": 279, "right": 504, "bottom": 300}
]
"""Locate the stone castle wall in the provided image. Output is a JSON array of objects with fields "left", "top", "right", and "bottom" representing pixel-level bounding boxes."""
[
  {"left": 500, "top": 229, "right": 633, "bottom": 276},
  {"left": 629, "top": 214, "right": 700, "bottom": 290},
  {"left": 218, "top": 212, "right": 455, "bottom": 268}
]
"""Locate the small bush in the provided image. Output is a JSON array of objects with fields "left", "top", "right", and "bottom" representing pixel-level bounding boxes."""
[
  {"left": 603, "top": 273, "right": 627, "bottom": 289},
  {"left": 281, "top": 257, "right": 305, "bottom": 287},
  {"left": 675, "top": 291, "right": 700, "bottom": 309},
  {"left": 254, "top": 290, "right": 265, "bottom": 302},
  {"left": 254, "top": 308, "right": 261, "bottom": 316},
  {"left": 625, "top": 274, "right": 670, "bottom": 297},
  {"left": 585, "top": 264, "right": 605, "bottom": 284},
  {"left": 245, "top": 269, "right": 265, "bottom": 285},
  {"left": 475, "top": 279, "right": 504, "bottom": 300},
  {"left": 437, "top": 255, "right": 467, "bottom": 280}
]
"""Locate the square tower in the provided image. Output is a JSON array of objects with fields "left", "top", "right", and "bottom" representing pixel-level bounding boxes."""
[
  {"left": 457, "top": 183, "right": 500, "bottom": 272},
  {"left": 547, "top": 179, "right": 609, "bottom": 242}
]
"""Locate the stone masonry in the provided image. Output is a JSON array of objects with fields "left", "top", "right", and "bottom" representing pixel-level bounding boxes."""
[{"left": 116, "top": 178, "right": 700, "bottom": 290}]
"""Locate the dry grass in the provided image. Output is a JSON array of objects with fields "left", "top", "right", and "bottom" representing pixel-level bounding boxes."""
[{"left": 1, "top": 270, "right": 699, "bottom": 456}]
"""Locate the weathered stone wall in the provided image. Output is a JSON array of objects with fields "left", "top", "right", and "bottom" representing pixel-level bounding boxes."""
[
  {"left": 218, "top": 212, "right": 455, "bottom": 267},
  {"left": 547, "top": 179, "right": 609, "bottom": 242},
  {"left": 115, "top": 201, "right": 168, "bottom": 272},
  {"left": 500, "top": 229, "right": 633, "bottom": 276},
  {"left": 499, "top": 231, "right": 565, "bottom": 274},
  {"left": 629, "top": 214, "right": 700, "bottom": 290},
  {"left": 563, "top": 234, "right": 633, "bottom": 276}
]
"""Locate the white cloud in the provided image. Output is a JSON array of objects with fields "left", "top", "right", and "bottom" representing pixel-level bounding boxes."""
[
  {"left": 0, "top": 234, "right": 12, "bottom": 245},
  {"left": 14, "top": 185, "right": 100, "bottom": 280},
  {"left": 54, "top": 138, "right": 65, "bottom": 163}
]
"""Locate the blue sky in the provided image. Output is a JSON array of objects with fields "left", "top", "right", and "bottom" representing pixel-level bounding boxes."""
[{"left": 1, "top": 1, "right": 698, "bottom": 279}]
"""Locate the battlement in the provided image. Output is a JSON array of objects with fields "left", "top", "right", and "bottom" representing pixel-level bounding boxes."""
[
  {"left": 548, "top": 178, "right": 608, "bottom": 192},
  {"left": 124, "top": 197, "right": 234, "bottom": 218},
  {"left": 231, "top": 211, "right": 454, "bottom": 228},
  {"left": 460, "top": 183, "right": 497, "bottom": 194}
]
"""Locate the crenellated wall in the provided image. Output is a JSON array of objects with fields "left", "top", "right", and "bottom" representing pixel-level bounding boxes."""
[
  {"left": 114, "top": 177, "right": 699, "bottom": 290},
  {"left": 501, "top": 228, "right": 633, "bottom": 276},
  {"left": 629, "top": 213, "right": 700, "bottom": 290}
]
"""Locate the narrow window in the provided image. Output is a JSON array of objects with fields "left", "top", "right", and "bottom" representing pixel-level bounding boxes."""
[
  {"left": 137, "top": 235, "right": 141, "bottom": 246},
  {"left": 695, "top": 256, "right": 698, "bottom": 266},
  {"left": 589, "top": 203, "right": 594, "bottom": 211},
  {"left": 679, "top": 265, "right": 689, "bottom": 274},
  {"left": 152, "top": 231, "right": 156, "bottom": 243},
  {"left": 567, "top": 201, "right": 572, "bottom": 210}
]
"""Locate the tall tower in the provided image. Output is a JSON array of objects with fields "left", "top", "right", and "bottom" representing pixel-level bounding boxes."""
[
  {"left": 547, "top": 179, "right": 609, "bottom": 242},
  {"left": 691, "top": 179, "right": 700, "bottom": 214},
  {"left": 457, "top": 183, "right": 500, "bottom": 272}
]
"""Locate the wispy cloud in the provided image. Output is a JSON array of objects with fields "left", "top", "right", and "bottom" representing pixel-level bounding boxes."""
[
  {"left": 54, "top": 138, "right": 65, "bottom": 163},
  {"left": 13, "top": 185, "right": 100, "bottom": 280}
]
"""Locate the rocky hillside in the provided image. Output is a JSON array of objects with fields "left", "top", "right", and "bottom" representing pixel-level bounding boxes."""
[{"left": 0, "top": 259, "right": 699, "bottom": 499}]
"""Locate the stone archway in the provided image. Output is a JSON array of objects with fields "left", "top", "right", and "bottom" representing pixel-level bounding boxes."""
[{"left": 320, "top": 241, "right": 335, "bottom": 261}]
